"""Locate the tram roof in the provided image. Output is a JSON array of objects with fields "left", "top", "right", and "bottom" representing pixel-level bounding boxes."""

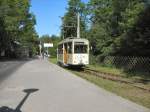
[{"left": 58, "top": 38, "right": 89, "bottom": 45}]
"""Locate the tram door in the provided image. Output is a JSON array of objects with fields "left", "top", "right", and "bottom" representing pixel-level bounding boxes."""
[{"left": 64, "top": 43, "right": 68, "bottom": 64}]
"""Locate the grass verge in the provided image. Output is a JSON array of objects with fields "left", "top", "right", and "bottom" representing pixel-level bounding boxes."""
[
  {"left": 49, "top": 57, "right": 150, "bottom": 108},
  {"left": 72, "top": 70, "right": 150, "bottom": 108},
  {"left": 88, "top": 64, "right": 150, "bottom": 80},
  {"left": 49, "top": 57, "right": 57, "bottom": 64}
]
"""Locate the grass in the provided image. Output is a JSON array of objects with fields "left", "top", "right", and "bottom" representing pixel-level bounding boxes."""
[
  {"left": 72, "top": 70, "right": 150, "bottom": 108},
  {"left": 49, "top": 57, "right": 57, "bottom": 64},
  {"left": 88, "top": 64, "right": 150, "bottom": 81},
  {"left": 49, "top": 57, "right": 150, "bottom": 108},
  {"left": 88, "top": 64, "right": 124, "bottom": 77}
]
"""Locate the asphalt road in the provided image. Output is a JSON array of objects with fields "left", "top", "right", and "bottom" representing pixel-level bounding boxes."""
[
  {"left": 0, "top": 59, "right": 149, "bottom": 112},
  {"left": 0, "top": 60, "right": 27, "bottom": 84}
]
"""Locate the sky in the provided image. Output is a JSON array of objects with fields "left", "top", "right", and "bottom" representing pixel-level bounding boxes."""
[{"left": 30, "top": 0, "right": 88, "bottom": 37}]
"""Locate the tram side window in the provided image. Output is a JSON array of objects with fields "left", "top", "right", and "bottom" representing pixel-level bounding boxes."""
[
  {"left": 74, "top": 45, "right": 87, "bottom": 53},
  {"left": 58, "top": 44, "right": 63, "bottom": 54},
  {"left": 68, "top": 42, "right": 72, "bottom": 54}
]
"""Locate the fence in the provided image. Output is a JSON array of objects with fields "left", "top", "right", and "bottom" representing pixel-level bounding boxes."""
[{"left": 102, "top": 56, "right": 150, "bottom": 74}]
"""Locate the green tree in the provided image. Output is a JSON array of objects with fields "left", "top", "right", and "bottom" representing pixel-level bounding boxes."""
[
  {"left": 61, "top": 0, "right": 87, "bottom": 39},
  {"left": 87, "top": 0, "right": 147, "bottom": 57},
  {"left": 40, "top": 35, "right": 61, "bottom": 57},
  {"left": 87, "top": 0, "right": 113, "bottom": 56},
  {"left": 0, "top": 0, "right": 38, "bottom": 58}
]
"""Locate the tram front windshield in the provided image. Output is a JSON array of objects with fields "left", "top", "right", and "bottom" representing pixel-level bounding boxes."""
[{"left": 74, "top": 44, "right": 88, "bottom": 53}]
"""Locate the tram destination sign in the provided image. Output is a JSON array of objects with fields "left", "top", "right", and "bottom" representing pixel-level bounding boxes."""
[{"left": 75, "top": 42, "right": 85, "bottom": 45}]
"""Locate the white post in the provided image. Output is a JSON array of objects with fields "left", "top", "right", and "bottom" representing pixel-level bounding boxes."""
[
  {"left": 77, "top": 12, "right": 80, "bottom": 38},
  {"left": 39, "top": 41, "right": 42, "bottom": 56},
  {"left": 47, "top": 47, "right": 49, "bottom": 56},
  {"left": 63, "top": 29, "right": 64, "bottom": 39}
]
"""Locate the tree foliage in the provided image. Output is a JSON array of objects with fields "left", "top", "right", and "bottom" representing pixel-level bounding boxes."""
[
  {"left": 61, "top": 0, "right": 150, "bottom": 57},
  {"left": 0, "top": 0, "right": 38, "bottom": 58},
  {"left": 61, "top": 0, "right": 87, "bottom": 39},
  {"left": 40, "top": 35, "right": 61, "bottom": 57}
]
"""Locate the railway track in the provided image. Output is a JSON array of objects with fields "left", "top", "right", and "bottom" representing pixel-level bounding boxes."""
[{"left": 82, "top": 67, "right": 150, "bottom": 92}]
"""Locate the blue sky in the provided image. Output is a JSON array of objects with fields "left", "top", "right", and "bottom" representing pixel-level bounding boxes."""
[{"left": 30, "top": 0, "right": 89, "bottom": 37}]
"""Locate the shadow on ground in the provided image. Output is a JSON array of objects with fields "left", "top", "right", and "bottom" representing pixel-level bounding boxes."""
[
  {"left": 0, "top": 88, "right": 39, "bottom": 112},
  {"left": 66, "top": 66, "right": 85, "bottom": 72},
  {"left": 0, "top": 57, "right": 38, "bottom": 84}
]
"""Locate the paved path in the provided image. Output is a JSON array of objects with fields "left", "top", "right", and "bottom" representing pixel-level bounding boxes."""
[
  {"left": 0, "top": 59, "right": 149, "bottom": 112},
  {"left": 0, "top": 60, "right": 26, "bottom": 84}
]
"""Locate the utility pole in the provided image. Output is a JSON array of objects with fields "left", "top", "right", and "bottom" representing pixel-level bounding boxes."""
[
  {"left": 77, "top": 12, "right": 80, "bottom": 38},
  {"left": 60, "top": 12, "right": 80, "bottom": 39},
  {"left": 39, "top": 41, "right": 42, "bottom": 56}
]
